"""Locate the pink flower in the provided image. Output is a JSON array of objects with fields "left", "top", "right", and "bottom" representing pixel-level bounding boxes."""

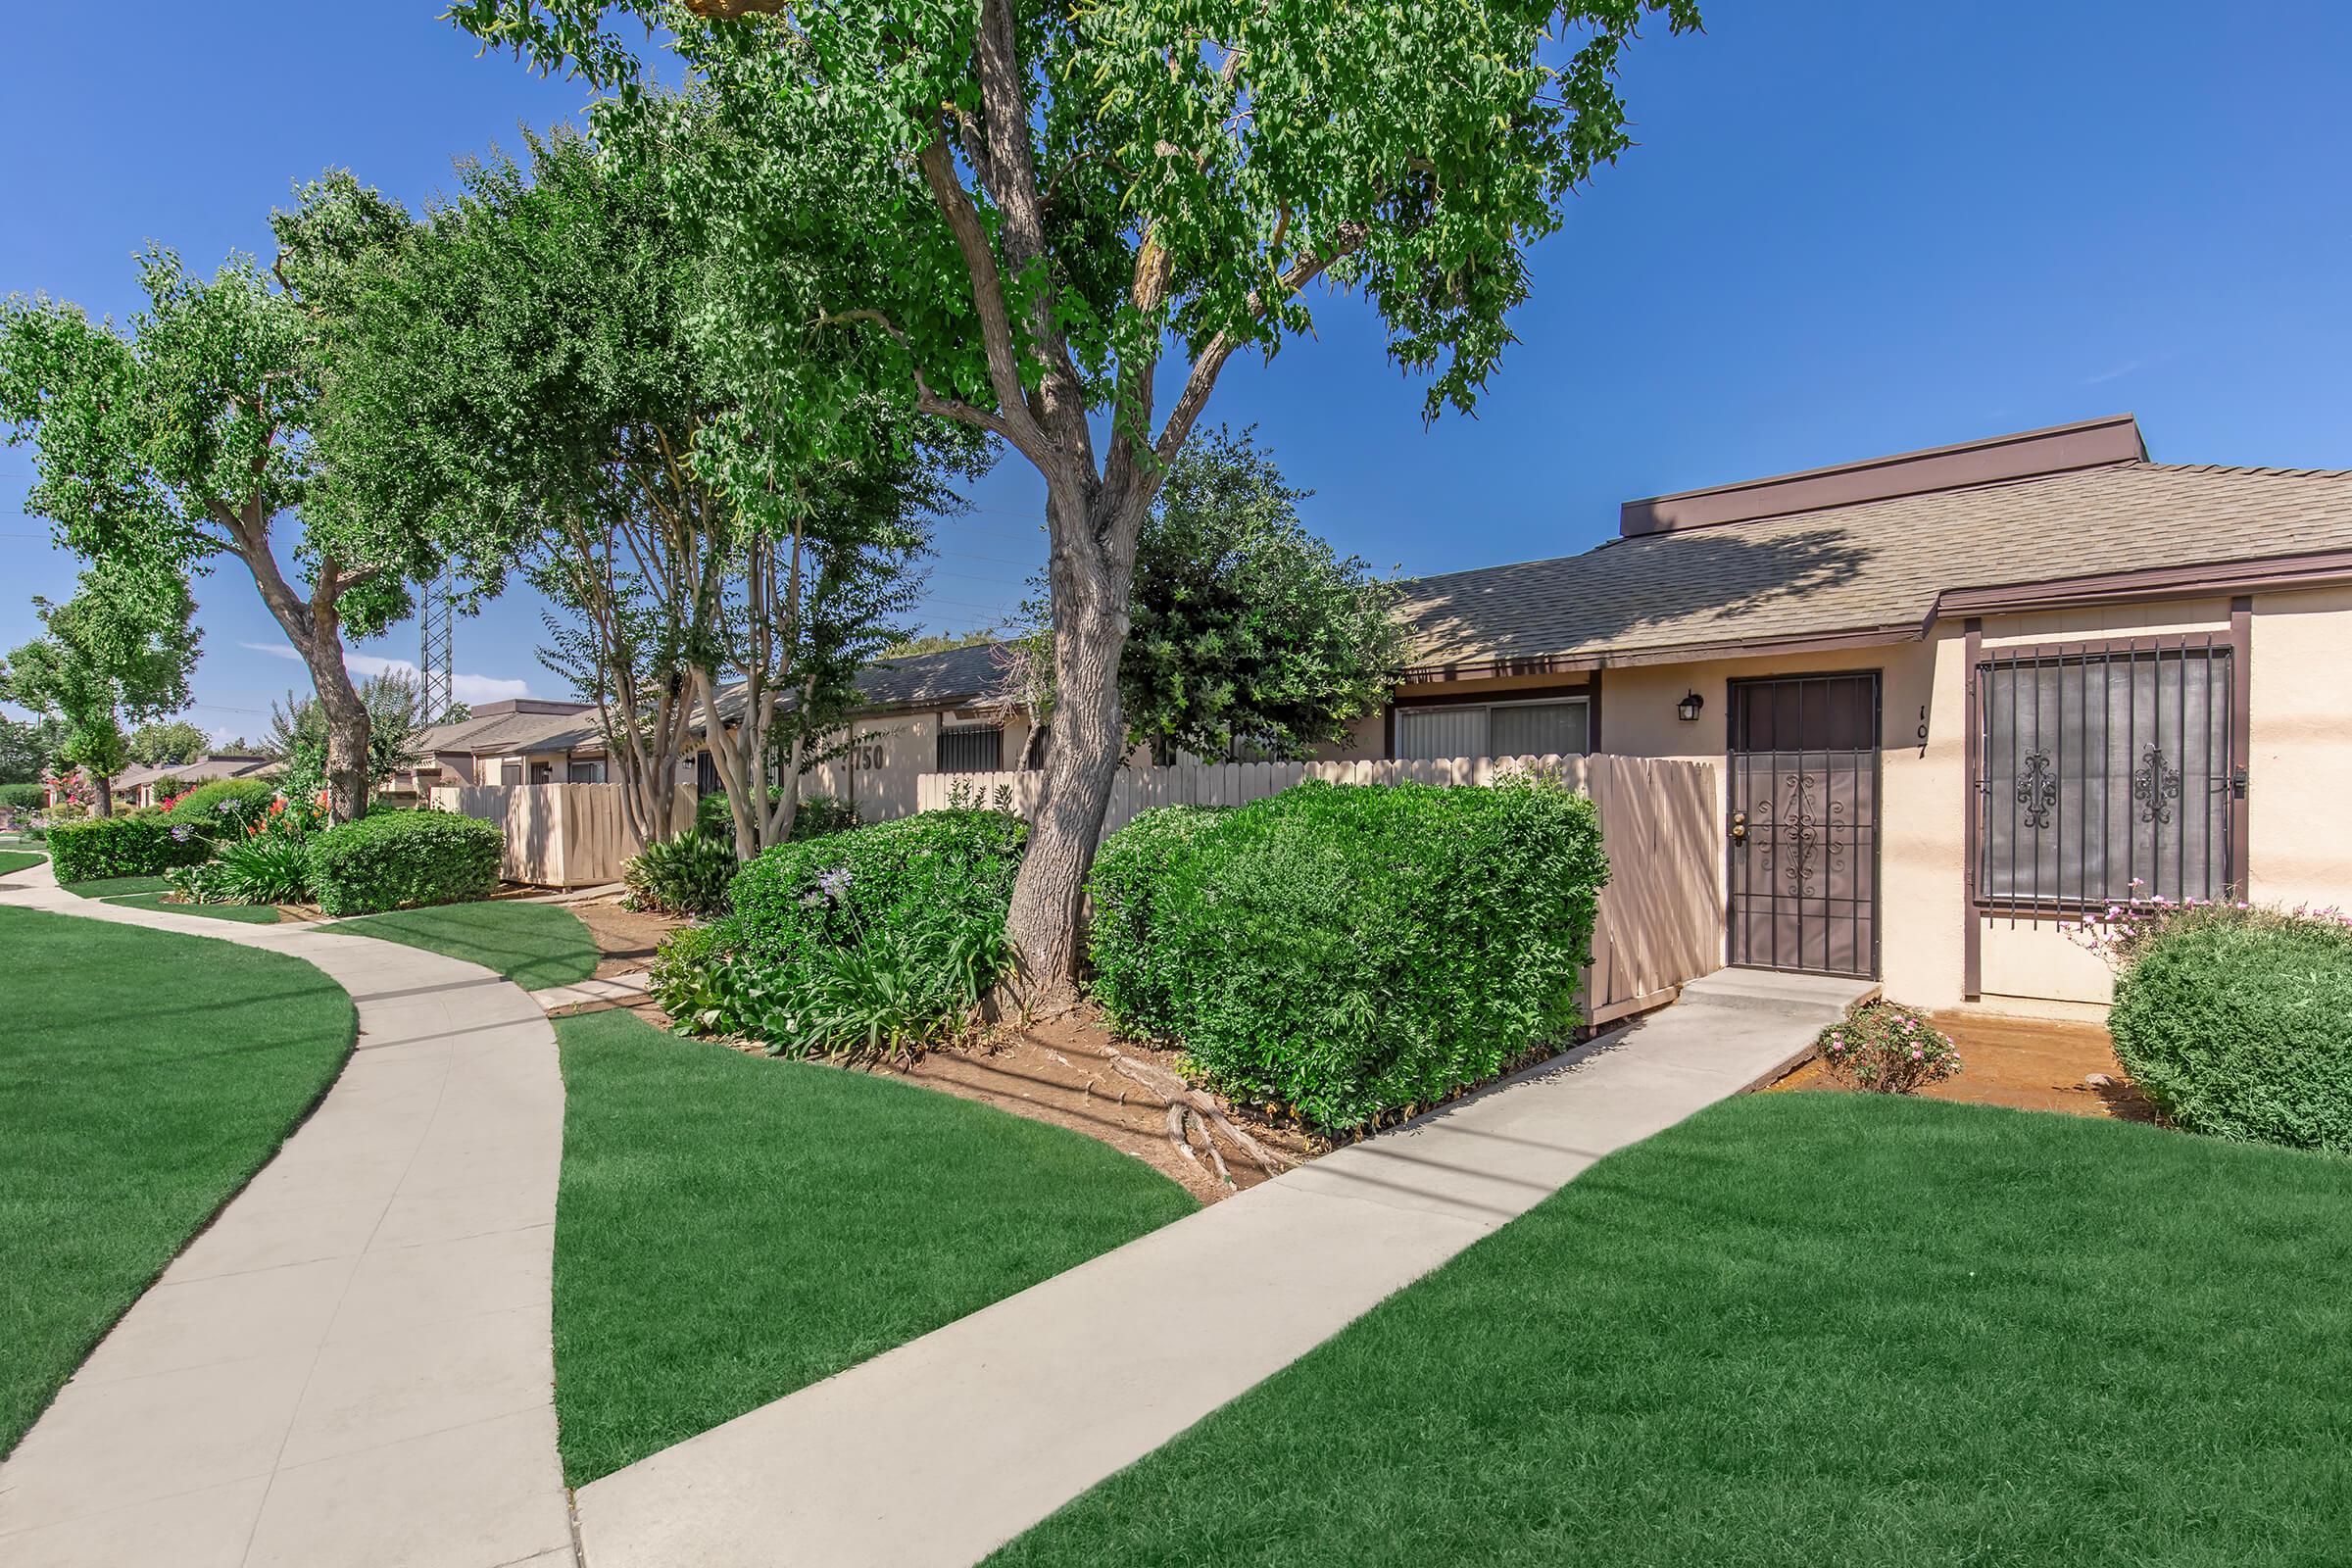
[{"left": 1909, "top": 1048, "right": 1923, "bottom": 1060}]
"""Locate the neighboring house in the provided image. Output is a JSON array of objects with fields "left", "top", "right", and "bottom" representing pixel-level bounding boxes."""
[
  {"left": 114, "top": 754, "right": 278, "bottom": 809},
  {"left": 385, "top": 699, "right": 612, "bottom": 800},
  {"left": 839, "top": 413, "right": 2352, "bottom": 1020}
]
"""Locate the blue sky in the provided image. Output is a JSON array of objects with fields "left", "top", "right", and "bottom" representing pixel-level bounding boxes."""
[{"left": 5, "top": 3, "right": 2348, "bottom": 739}]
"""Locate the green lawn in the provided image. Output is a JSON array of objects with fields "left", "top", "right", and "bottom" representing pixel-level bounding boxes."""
[
  {"left": 108, "top": 890, "right": 282, "bottom": 923},
  {"left": 61, "top": 874, "right": 174, "bottom": 898},
  {"left": 991, "top": 1094, "right": 2352, "bottom": 1568},
  {"left": 553, "top": 1009, "right": 1198, "bottom": 1484},
  {"left": 0, "top": 849, "right": 43, "bottom": 877},
  {"left": 323, "top": 899, "right": 599, "bottom": 989},
  {"left": 0, "top": 906, "right": 355, "bottom": 1457}
]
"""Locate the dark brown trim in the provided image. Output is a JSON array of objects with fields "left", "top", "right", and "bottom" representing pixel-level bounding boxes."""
[
  {"left": 1396, "top": 621, "right": 1927, "bottom": 686},
  {"left": 1390, "top": 679, "right": 1593, "bottom": 711},
  {"left": 1620, "top": 415, "right": 2145, "bottom": 538},
  {"left": 1935, "top": 548, "right": 2352, "bottom": 616},
  {"left": 1961, "top": 616, "right": 1983, "bottom": 1002},
  {"left": 1984, "top": 629, "right": 2238, "bottom": 662},
  {"left": 2230, "top": 593, "right": 2253, "bottom": 894},
  {"left": 1589, "top": 668, "right": 1603, "bottom": 753}
]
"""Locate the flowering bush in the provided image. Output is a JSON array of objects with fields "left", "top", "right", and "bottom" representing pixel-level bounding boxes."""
[
  {"left": 653, "top": 808, "right": 1024, "bottom": 1060},
  {"left": 1815, "top": 1001, "right": 1962, "bottom": 1094},
  {"left": 2102, "top": 899, "right": 2352, "bottom": 1152}
]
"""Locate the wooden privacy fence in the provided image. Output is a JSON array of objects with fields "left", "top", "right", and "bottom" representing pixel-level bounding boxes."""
[
  {"left": 916, "top": 754, "right": 1722, "bottom": 1026},
  {"left": 429, "top": 783, "right": 694, "bottom": 889}
]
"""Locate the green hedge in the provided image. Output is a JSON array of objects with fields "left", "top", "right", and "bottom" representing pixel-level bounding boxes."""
[
  {"left": 727, "top": 808, "right": 1024, "bottom": 982},
  {"left": 47, "top": 814, "right": 214, "bottom": 884},
  {"left": 0, "top": 783, "right": 46, "bottom": 811},
  {"left": 651, "top": 808, "right": 1025, "bottom": 1056},
  {"left": 2109, "top": 909, "right": 2352, "bottom": 1153},
  {"left": 1088, "top": 779, "right": 1609, "bottom": 1132},
  {"left": 307, "top": 810, "right": 503, "bottom": 917},
  {"left": 164, "top": 778, "right": 278, "bottom": 837}
]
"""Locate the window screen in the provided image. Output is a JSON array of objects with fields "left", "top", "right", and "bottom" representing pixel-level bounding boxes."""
[
  {"left": 1396, "top": 707, "right": 1487, "bottom": 761},
  {"left": 500, "top": 762, "right": 523, "bottom": 787},
  {"left": 1977, "top": 643, "right": 2236, "bottom": 907},
  {"left": 1396, "top": 699, "right": 1589, "bottom": 761},
  {"left": 1492, "top": 700, "right": 1590, "bottom": 759},
  {"left": 935, "top": 724, "right": 1004, "bottom": 774},
  {"left": 566, "top": 760, "right": 606, "bottom": 784}
]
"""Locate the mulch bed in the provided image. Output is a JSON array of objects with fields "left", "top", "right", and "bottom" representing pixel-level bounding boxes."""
[{"left": 1771, "top": 1009, "right": 2157, "bottom": 1121}]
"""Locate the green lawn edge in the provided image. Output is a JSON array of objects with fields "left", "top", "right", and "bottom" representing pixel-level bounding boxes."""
[
  {"left": 105, "top": 891, "right": 283, "bottom": 923},
  {"left": 322, "top": 899, "right": 599, "bottom": 989},
  {"left": 989, "top": 1094, "right": 2352, "bottom": 1568},
  {"left": 0, "top": 906, "right": 355, "bottom": 1456},
  {"left": 61, "top": 873, "right": 175, "bottom": 898},
  {"left": 552, "top": 1009, "right": 1198, "bottom": 1485}
]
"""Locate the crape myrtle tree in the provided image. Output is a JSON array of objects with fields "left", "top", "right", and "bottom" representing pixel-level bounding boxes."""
[
  {"left": 994, "top": 427, "right": 1407, "bottom": 764},
  {"left": 0, "top": 561, "right": 199, "bottom": 817},
  {"left": 455, "top": 0, "right": 1702, "bottom": 998},
  {"left": 0, "top": 183, "right": 513, "bottom": 826},
  {"left": 266, "top": 670, "right": 425, "bottom": 798},
  {"left": 332, "top": 111, "right": 973, "bottom": 858}
]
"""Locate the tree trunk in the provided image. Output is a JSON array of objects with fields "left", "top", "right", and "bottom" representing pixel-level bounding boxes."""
[
  {"left": 316, "top": 679, "right": 372, "bottom": 823},
  {"left": 1003, "top": 487, "right": 1140, "bottom": 1004},
  {"left": 92, "top": 771, "right": 114, "bottom": 819}
]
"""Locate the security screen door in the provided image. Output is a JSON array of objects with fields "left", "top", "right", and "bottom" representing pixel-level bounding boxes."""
[{"left": 1727, "top": 673, "right": 1881, "bottom": 978}]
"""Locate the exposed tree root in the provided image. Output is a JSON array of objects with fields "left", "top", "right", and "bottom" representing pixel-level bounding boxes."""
[{"left": 1103, "top": 1046, "right": 1290, "bottom": 1186}]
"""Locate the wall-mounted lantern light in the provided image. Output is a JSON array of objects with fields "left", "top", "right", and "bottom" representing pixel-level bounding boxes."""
[{"left": 1676, "top": 690, "right": 1705, "bottom": 723}]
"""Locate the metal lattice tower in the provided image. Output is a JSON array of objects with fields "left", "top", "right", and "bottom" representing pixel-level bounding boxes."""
[{"left": 416, "top": 569, "right": 457, "bottom": 722}]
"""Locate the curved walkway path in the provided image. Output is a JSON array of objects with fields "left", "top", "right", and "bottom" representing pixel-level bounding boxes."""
[{"left": 0, "top": 858, "right": 576, "bottom": 1568}]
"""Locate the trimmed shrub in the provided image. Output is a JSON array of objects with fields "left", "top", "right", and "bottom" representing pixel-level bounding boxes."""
[
  {"left": 165, "top": 778, "right": 278, "bottom": 838},
  {"left": 0, "top": 783, "right": 46, "bottom": 812},
  {"left": 1814, "top": 1000, "right": 1962, "bottom": 1093},
  {"left": 47, "top": 814, "right": 213, "bottom": 884},
  {"left": 1087, "top": 778, "right": 1609, "bottom": 1132},
  {"left": 2108, "top": 906, "right": 2352, "bottom": 1152},
  {"left": 695, "top": 789, "right": 858, "bottom": 845},
  {"left": 664, "top": 808, "right": 1024, "bottom": 1058},
  {"left": 622, "top": 832, "right": 739, "bottom": 917},
  {"left": 308, "top": 810, "right": 503, "bottom": 917}
]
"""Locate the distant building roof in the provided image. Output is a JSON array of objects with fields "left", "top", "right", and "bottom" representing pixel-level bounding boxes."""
[
  {"left": 414, "top": 699, "right": 604, "bottom": 759},
  {"left": 116, "top": 754, "right": 278, "bottom": 792}
]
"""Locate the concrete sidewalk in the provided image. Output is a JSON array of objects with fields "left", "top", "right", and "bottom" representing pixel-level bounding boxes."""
[
  {"left": 0, "top": 860, "right": 576, "bottom": 1568},
  {"left": 572, "top": 965, "right": 1873, "bottom": 1568}
]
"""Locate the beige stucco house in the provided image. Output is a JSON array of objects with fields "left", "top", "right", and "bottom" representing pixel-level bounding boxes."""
[
  {"left": 386, "top": 699, "right": 612, "bottom": 801},
  {"left": 826, "top": 414, "right": 2352, "bottom": 1020}
]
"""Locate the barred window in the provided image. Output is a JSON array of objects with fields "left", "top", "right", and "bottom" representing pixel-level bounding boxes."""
[
  {"left": 1976, "top": 640, "right": 2237, "bottom": 908},
  {"left": 935, "top": 724, "right": 1003, "bottom": 774}
]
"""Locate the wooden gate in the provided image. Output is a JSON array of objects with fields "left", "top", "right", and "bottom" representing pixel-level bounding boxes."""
[{"left": 1727, "top": 673, "right": 1881, "bottom": 978}]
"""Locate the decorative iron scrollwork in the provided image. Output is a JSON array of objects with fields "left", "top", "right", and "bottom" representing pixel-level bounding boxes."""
[
  {"left": 1764, "top": 771, "right": 1849, "bottom": 895},
  {"left": 2016, "top": 750, "right": 2057, "bottom": 830},
  {"left": 2133, "top": 745, "right": 2181, "bottom": 825}
]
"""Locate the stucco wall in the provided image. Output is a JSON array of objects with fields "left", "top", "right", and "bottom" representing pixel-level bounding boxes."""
[
  {"left": 803, "top": 710, "right": 1039, "bottom": 822},
  {"left": 2246, "top": 584, "right": 2352, "bottom": 911},
  {"left": 1367, "top": 591, "right": 2351, "bottom": 1018}
]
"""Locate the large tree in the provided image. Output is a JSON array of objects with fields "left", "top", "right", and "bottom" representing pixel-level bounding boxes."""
[
  {"left": 0, "top": 562, "right": 199, "bottom": 816},
  {"left": 266, "top": 669, "right": 423, "bottom": 796},
  {"left": 329, "top": 114, "right": 971, "bottom": 857},
  {"left": 455, "top": 0, "right": 1699, "bottom": 997},
  {"left": 0, "top": 184, "right": 510, "bottom": 824}
]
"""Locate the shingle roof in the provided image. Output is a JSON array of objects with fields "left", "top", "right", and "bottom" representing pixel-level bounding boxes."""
[
  {"left": 116, "top": 755, "right": 277, "bottom": 791},
  {"left": 416, "top": 708, "right": 604, "bottom": 758},
  {"left": 1394, "top": 460, "right": 2352, "bottom": 668},
  {"left": 809, "top": 457, "right": 2352, "bottom": 712}
]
